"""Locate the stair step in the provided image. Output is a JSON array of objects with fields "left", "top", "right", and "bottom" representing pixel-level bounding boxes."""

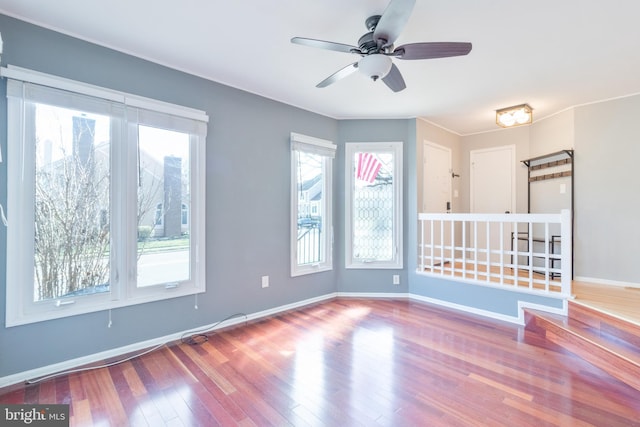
[
  {"left": 524, "top": 305, "right": 640, "bottom": 392},
  {"left": 569, "top": 301, "right": 640, "bottom": 348}
]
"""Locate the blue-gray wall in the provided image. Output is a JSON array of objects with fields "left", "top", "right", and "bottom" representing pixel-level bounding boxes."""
[
  {"left": 335, "top": 119, "right": 414, "bottom": 293},
  {"left": 0, "top": 15, "right": 341, "bottom": 377}
]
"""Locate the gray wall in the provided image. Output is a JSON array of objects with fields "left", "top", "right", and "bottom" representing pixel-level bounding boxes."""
[
  {"left": 335, "top": 119, "right": 414, "bottom": 293},
  {"left": 0, "top": 15, "right": 338, "bottom": 377},
  {"left": 574, "top": 95, "right": 640, "bottom": 283}
]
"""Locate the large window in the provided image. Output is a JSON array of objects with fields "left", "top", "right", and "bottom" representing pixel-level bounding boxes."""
[
  {"left": 345, "top": 142, "right": 403, "bottom": 269},
  {"left": 4, "top": 66, "right": 207, "bottom": 326},
  {"left": 290, "top": 133, "right": 335, "bottom": 276}
]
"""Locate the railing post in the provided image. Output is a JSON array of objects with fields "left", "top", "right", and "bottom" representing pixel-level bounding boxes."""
[{"left": 560, "top": 209, "right": 572, "bottom": 296}]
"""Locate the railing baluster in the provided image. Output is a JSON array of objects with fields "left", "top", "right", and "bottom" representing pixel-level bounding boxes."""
[
  {"left": 430, "top": 218, "right": 434, "bottom": 272},
  {"left": 462, "top": 219, "right": 467, "bottom": 278},
  {"left": 499, "top": 221, "right": 504, "bottom": 285},
  {"left": 420, "top": 218, "right": 425, "bottom": 273},
  {"left": 544, "top": 221, "right": 550, "bottom": 292},
  {"left": 450, "top": 219, "right": 455, "bottom": 277},
  {"left": 473, "top": 221, "right": 478, "bottom": 281}
]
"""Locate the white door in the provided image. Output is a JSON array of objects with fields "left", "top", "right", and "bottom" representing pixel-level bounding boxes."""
[
  {"left": 423, "top": 141, "right": 453, "bottom": 266},
  {"left": 423, "top": 141, "right": 452, "bottom": 213},
  {"left": 470, "top": 145, "right": 515, "bottom": 214},
  {"left": 470, "top": 145, "right": 515, "bottom": 264}
]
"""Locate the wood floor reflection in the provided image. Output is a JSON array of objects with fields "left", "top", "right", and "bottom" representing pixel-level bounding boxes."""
[{"left": 1, "top": 298, "right": 639, "bottom": 426}]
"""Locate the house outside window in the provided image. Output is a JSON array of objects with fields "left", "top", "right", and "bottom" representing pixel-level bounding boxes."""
[
  {"left": 4, "top": 66, "right": 207, "bottom": 326},
  {"left": 290, "top": 133, "right": 335, "bottom": 276},
  {"left": 345, "top": 141, "right": 403, "bottom": 269}
]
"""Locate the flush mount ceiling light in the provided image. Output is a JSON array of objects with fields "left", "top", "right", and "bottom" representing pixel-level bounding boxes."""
[{"left": 496, "top": 103, "right": 533, "bottom": 128}]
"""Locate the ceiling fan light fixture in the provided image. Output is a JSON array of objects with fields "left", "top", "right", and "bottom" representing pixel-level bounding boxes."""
[
  {"left": 496, "top": 103, "right": 533, "bottom": 128},
  {"left": 358, "top": 54, "right": 392, "bottom": 81}
]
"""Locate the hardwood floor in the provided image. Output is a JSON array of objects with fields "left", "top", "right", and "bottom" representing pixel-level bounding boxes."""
[
  {"left": 573, "top": 280, "right": 640, "bottom": 325},
  {"left": 2, "top": 298, "right": 640, "bottom": 426}
]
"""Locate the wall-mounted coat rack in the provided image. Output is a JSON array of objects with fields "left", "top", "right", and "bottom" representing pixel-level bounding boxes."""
[
  {"left": 521, "top": 149, "right": 574, "bottom": 212},
  {"left": 520, "top": 149, "right": 574, "bottom": 278}
]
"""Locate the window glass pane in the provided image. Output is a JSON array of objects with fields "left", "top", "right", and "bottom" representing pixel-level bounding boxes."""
[
  {"left": 352, "top": 151, "right": 394, "bottom": 261},
  {"left": 296, "top": 151, "right": 325, "bottom": 266},
  {"left": 137, "top": 126, "right": 190, "bottom": 287},
  {"left": 34, "top": 104, "right": 111, "bottom": 301}
]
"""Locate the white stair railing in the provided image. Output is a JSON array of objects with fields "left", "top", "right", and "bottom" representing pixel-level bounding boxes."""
[{"left": 417, "top": 210, "right": 571, "bottom": 297}]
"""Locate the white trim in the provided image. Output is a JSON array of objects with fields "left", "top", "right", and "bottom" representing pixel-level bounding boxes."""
[
  {"left": 0, "top": 65, "right": 209, "bottom": 122},
  {"left": 345, "top": 141, "right": 403, "bottom": 269},
  {"left": 0, "top": 292, "right": 337, "bottom": 389},
  {"left": 516, "top": 300, "right": 568, "bottom": 325},
  {"left": 409, "top": 293, "right": 521, "bottom": 324},
  {"left": 336, "top": 292, "right": 410, "bottom": 299},
  {"left": 573, "top": 276, "right": 640, "bottom": 289},
  {"left": 290, "top": 132, "right": 337, "bottom": 158},
  {"left": 290, "top": 133, "right": 334, "bottom": 277},
  {"left": 416, "top": 117, "right": 463, "bottom": 136}
]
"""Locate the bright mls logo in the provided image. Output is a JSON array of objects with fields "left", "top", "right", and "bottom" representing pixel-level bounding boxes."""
[{"left": 1, "top": 404, "right": 69, "bottom": 426}]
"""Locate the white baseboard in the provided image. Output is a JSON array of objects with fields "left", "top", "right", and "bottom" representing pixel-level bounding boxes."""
[
  {"left": 0, "top": 292, "right": 337, "bottom": 389},
  {"left": 336, "top": 292, "right": 409, "bottom": 299},
  {"left": 574, "top": 276, "right": 640, "bottom": 289},
  {"left": 408, "top": 293, "right": 521, "bottom": 325}
]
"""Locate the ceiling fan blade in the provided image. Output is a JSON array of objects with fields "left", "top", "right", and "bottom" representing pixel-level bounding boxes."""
[
  {"left": 291, "top": 37, "right": 360, "bottom": 54},
  {"left": 316, "top": 62, "right": 359, "bottom": 88},
  {"left": 373, "top": 0, "right": 416, "bottom": 47},
  {"left": 394, "top": 42, "right": 472, "bottom": 60},
  {"left": 382, "top": 63, "right": 406, "bottom": 92}
]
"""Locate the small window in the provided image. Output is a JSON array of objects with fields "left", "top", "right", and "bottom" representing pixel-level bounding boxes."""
[
  {"left": 290, "top": 133, "right": 335, "bottom": 276},
  {"left": 345, "top": 141, "right": 403, "bottom": 269}
]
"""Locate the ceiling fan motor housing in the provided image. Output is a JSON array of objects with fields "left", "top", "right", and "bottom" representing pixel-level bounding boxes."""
[{"left": 359, "top": 15, "right": 390, "bottom": 54}]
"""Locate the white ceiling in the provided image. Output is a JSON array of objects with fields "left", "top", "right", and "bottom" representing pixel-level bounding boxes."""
[{"left": 1, "top": 0, "right": 640, "bottom": 135}]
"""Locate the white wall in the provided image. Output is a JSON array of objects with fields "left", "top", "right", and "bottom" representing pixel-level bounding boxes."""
[{"left": 530, "top": 109, "right": 574, "bottom": 156}]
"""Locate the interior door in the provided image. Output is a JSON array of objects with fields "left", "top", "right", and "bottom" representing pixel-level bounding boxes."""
[
  {"left": 470, "top": 145, "right": 515, "bottom": 264},
  {"left": 423, "top": 141, "right": 452, "bottom": 213},
  {"left": 423, "top": 141, "right": 453, "bottom": 266}
]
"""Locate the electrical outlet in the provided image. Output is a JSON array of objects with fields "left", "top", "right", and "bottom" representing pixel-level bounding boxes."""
[
  {"left": 261, "top": 275, "right": 269, "bottom": 288},
  {"left": 393, "top": 275, "right": 400, "bottom": 285}
]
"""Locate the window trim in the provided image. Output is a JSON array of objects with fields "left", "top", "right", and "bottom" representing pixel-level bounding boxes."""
[
  {"left": 290, "top": 132, "right": 335, "bottom": 277},
  {"left": 345, "top": 141, "right": 403, "bottom": 269},
  {"left": 3, "top": 66, "right": 208, "bottom": 327}
]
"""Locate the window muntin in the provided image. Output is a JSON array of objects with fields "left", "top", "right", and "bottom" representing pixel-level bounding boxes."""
[
  {"left": 290, "top": 133, "right": 335, "bottom": 277},
  {"left": 345, "top": 142, "right": 403, "bottom": 269},
  {"left": 5, "top": 68, "right": 207, "bottom": 326}
]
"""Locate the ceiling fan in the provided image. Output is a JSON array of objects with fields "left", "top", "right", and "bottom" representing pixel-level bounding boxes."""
[{"left": 291, "top": 0, "right": 472, "bottom": 92}]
